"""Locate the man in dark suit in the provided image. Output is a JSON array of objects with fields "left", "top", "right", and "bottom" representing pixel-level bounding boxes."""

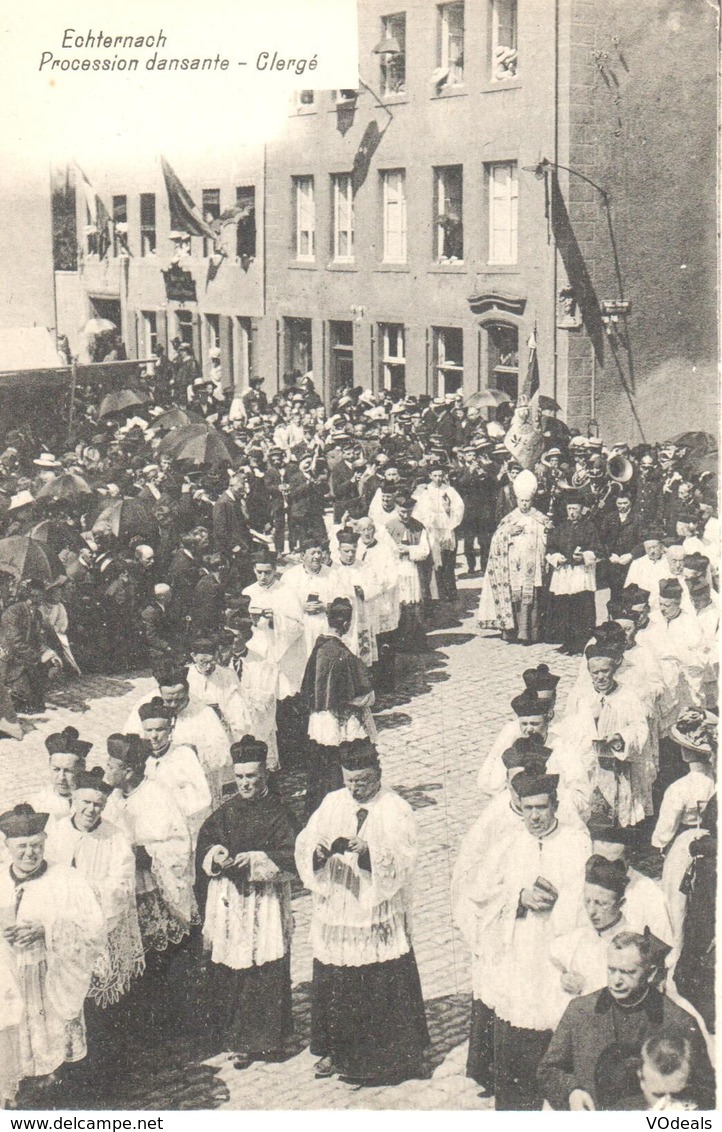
[
  {"left": 191, "top": 554, "right": 226, "bottom": 638},
  {"left": 330, "top": 442, "right": 360, "bottom": 524},
  {"left": 0, "top": 579, "right": 62, "bottom": 713},
  {"left": 286, "top": 454, "right": 327, "bottom": 550},
  {"left": 212, "top": 468, "right": 253, "bottom": 563},
  {"left": 600, "top": 492, "right": 643, "bottom": 598},
  {"left": 140, "top": 583, "right": 186, "bottom": 666},
  {"left": 264, "top": 448, "right": 290, "bottom": 552},
  {"left": 167, "top": 529, "right": 205, "bottom": 621},
  {"left": 538, "top": 930, "right": 714, "bottom": 1111}
]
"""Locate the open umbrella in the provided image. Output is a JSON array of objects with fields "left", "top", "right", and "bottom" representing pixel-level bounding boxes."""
[
  {"left": 35, "top": 472, "right": 93, "bottom": 503},
  {"left": 465, "top": 388, "right": 513, "bottom": 410},
  {"left": 668, "top": 431, "right": 718, "bottom": 458},
  {"left": 83, "top": 317, "right": 117, "bottom": 337},
  {"left": 537, "top": 394, "right": 561, "bottom": 413},
  {"left": 29, "top": 520, "right": 87, "bottom": 558},
  {"left": 151, "top": 407, "right": 205, "bottom": 432},
  {"left": 0, "top": 536, "right": 54, "bottom": 583},
  {"left": 93, "top": 498, "right": 158, "bottom": 542},
  {"left": 157, "top": 423, "right": 232, "bottom": 466},
  {"left": 98, "top": 389, "right": 149, "bottom": 420}
]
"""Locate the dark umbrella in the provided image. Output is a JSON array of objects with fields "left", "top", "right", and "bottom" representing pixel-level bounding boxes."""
[
  {"left": 668, "top": 431, "right": 718, "bottom": 458},
  {"left": 157, "top": 423, "right": 232, "bottom": 466},
  {"left": 93, "top": 498, "right": 158, "bottom": 542},
  {"left": 537, "top": 394, "right": 561, "bottom": 413},
  {"left": 541, "top": 415, "right": 571, "bottom": 445},
  {"left": 151, "top": 407, "right": 205, "bottom": 432},
  {"left": 29, "top": 520, "right": 87, "bottom": 557},
  {"left": 35, "top": 472, "right": 93, "bottom": 503},
  {"left": 98, "top": 389, "right": 149, "bottom": 420},
  {"left": 0, "top": 536, "right": 54, "bottom": 583}
]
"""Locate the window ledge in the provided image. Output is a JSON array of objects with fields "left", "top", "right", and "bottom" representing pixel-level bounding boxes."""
[
  {"left": 375, "top": 263, "right": 410, "bottom": 272},
  {"left": 428, "top": 263, "right": 467, "bottom": 274},
  {"left": 430, "top": 85, "right": 467, "bottom": 100},
  {"left": 379, "top": 94, "right": 409, "bottom": 106},
  {"left": 480, "top": 265, "right": 521, "bottom": 275},
  {"left": 288, "top": 260, "right": 318, "bottom": 270},
  {"left": 481, "top": 79, "right": 522, "bottom": 94},
  {"left": 326, "top": 262, "right": 358, "bottom": 271},
  {"left": 290, "top": 107, "right": 317, "bottom": 116}
]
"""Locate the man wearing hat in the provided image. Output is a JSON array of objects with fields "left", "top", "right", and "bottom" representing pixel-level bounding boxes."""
[
  {"left": 125, "top": 664, "right": 232, "bottom": 811},
  {"left": 412, "top": 467, "right": 465, "bottom": 602},
  {"left": 478, "top": 470, "right": 548, "bottom": 644},
  {"left": 637, "top": 578, "right": 706, "bottom": 752},
  {"left": 300, "top": 597, "right": 376, "bottom": 815},
  {"left": 28, "top": 726, "right": 93, "bottom": 824},
  {"left": 601, "top": 491, "right": 642, "bottom": 599},
  {"left": 558, "top": 642, "right": 651, "bottom": 828},
  {"left": 385, "top": 493, "right": 432, "bottom": 650},
  {"left": 0, "top": 803, "right": 106, "bottom": 1086},
  {"left": 295, "top": 737, "right": 429, "bottom": 1084},
  {"left": 454, "top": 750, "right": 550, "bottom": 1091},
  {"left": 653, "top": 710, "right": 716, "bottom": 947},
  {"left": 104, "top": 734, "right": 197, "bottom": 959},
  {"left": 588, "top": 823, "right": 673, "bottom": 947},
  {"left": 195, "top": 736, "right": 299, "bottom": 1069},
  {"left": 285, "top": 454, "right": 327, "bottom": 550},
  {"left": 0, "top": 578, "right": 62, "bottom": 715},
  {"left": 538, "top": 929, "right": 713, "bottom": 1111},
  {"left": 476, "top": 668, "right": 563, "bottom": 791},
  {"left": 485, "top": 771, "right": 591, "bottom": 1108},
  {"left": 138, "top": 697, "right": 212, "bottom": 848},
  {"left": 685, "top": 571, "right": 718, "bottom": 709},
  {"left": 330, "top": 527, "right": 380, "bottom": 668},
  {"left": 546, "top": 492, "right": 602, "bottom": 655},
  {"left": 45, "top": 767, "right": 143, "bottom": 1014},
  {"left": 549, "top": 854, "right": 632, "bottom": 1006}
]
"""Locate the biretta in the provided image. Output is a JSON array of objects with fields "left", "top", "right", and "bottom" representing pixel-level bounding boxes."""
[{"left": 0, "top": 803, "right": 49, "bottom": 838}]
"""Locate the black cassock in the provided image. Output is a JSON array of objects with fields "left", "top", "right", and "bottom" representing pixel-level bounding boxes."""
[{"left": 195, "top": 790, "right": 299, "bottom": 1055}]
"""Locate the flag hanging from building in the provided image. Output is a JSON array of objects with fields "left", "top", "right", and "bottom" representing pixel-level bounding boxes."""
[
  {"left": 523, "top": 328, "right": 540, "bottom": 399},
  {"left": 76, "top": 164, "right": 111, "bottom": 259},
  {"left": 161, "top": 157, "right": 218, "bottom": 241}
]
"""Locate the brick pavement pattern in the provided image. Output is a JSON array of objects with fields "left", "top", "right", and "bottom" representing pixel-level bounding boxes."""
[{"left": 1, "top": 579, "right": 582, "bottom": 1109}]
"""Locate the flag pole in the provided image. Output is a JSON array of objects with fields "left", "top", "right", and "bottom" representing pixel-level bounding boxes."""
[{"left": 67, "top": 357, "right": 78, "bottom": 444}]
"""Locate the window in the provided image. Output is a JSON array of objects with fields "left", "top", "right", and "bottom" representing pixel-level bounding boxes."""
[
  {"left": 235, "top": 317, "right": 253, "bottom": 387},
  {"left": 488, "top": 162, "right": 518, "bottom": 265},
  {"left": 206, "top": 313, "right": 220, "bottom": 355},
  {"left": 175, "top": 310, "right": 194, "bottom": 347},
  {"left": 298, "top": 90, "right": 315, "bottom": 106},
  {"left": 379, "top": 324, "right": 406, "bottom": 397},
  {"left": 437, "top": 3, "right": 464, "bottom": 86},
  {"left": 335, "top": 89, "right": 358, "bottom": 105},
  {"left": 285, "top": 317, "right": 312, "bottom": 375},
  {"left": 487, "top": 323, "right": 519, "bottom": 399},
  {"left": 491, "top": 0, "right": 518, "bottom": 81},
  {"left": 235, "top": 186, "right": 256, "bottom": 261},
  {"left": 382, "top": 170, "right": 407, "bottom": 262},
  {"left": 202, "top": 189, "right": 220, "bottom": 257},
  {"left": 331, "top": 174, "right": 354, "bottom": 262},
  {"left": 433, "top": 327, "right": 464, "bottom": 396},
  {"left": 379, "top": 13, "right": 406, "bottom": 96},
  {"left": 141, "top": 311, "right": 157, "bottom": 357},
  {"left": 112, "top": 195, "right": 128, "bottom": 256},
  {"left": 434, "top": 166, "right": 463, "bottom": 262},
  {"left": 330, "top": 321, "right": 354, "bottom": 395},
  {"left": 293, "top": 176, "right": 315, "bottom": 260},
  {"left": 140, "top": 193, "right": 156, "bottom": 256}
]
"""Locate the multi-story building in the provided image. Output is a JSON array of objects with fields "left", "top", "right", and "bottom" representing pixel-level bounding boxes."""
[
  {"left": 56, "top": 149, "right": 265, "bottom": 390},
  {"left": 53, "top": 0, "right": 717, "bottom": 441}
]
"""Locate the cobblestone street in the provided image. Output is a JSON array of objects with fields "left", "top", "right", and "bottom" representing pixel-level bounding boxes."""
[{"left": 2, "top": 577, "right": 582, "bottom": 1110}]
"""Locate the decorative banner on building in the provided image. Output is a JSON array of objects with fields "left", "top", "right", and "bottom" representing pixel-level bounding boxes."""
[
  {"left": 161, "top": 156, "right": 218, "bottom": 241},
  {"left": 162, "top": 264, "right": 197, "bottom": 303}
]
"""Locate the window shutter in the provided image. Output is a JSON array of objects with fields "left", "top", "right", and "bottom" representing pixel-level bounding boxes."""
[
  {"left": 220, "top": 316, "right": 234, "bottom": 391},
  {"left": 191, "top": 313, "right": 202, "bottom": 361},
  {"left": 156, "top": 309, "right": 168, "bottom": 351}
]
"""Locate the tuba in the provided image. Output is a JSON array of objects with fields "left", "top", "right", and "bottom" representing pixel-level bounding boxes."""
[{"left": 607, "top": 454, "right": 634, "bottom": 484}]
